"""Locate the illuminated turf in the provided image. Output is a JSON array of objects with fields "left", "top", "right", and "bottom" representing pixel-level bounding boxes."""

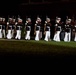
[{"left": 0, "top": 39, "right": 76, "bottom": 56}]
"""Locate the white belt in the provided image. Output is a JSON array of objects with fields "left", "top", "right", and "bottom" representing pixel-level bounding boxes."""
[{"left": 58, "top": 26, "right": 61, "bottom": 28}]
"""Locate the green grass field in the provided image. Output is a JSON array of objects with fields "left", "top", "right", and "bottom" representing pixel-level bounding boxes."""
[{"left": 0, "top": 39, "right": 76, "bottom": 56}]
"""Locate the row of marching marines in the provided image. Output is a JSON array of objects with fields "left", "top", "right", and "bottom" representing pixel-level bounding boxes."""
[{"left": 0, "top": 16, "right": 76, "bottom": 42}]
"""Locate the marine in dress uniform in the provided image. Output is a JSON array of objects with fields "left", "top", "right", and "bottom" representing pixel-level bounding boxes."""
[
  {"left": 25, "top": 18, "right": 32, "bottom": 40},
  {"left": 64, "top": 19, "right": 72, "bottom": 42},
  {"left": 6, "top": 18, "right": 13, "bottom": 39},
  {"left": 11, "top": 18, "right": 16, "bottom": 38},
  {"left": 15, "top": 18, "right": 23, "bottom": 40},
  {"left": 53, "top": 17, "right": 62, "bottom": 42},
  {"left": 73, "top": 25, "right": 76, "bottom": 41},
  {"left": 0, "top": 17, "right": 3, "bottom": 38},
  {"left": 73, "top": 20, "right": 76, "bottom": 41},
  {"left": 60, "top": 21, "right": 65, "bottom": 41},
  {"left": 34, "top": 17, "right": 42, "bottom": 41},
  {"left": 44, "top": 17, "right": 51, "bottom": 41},
  {"left": 2, "top": 18, "right": 6, "bottom": 38}
]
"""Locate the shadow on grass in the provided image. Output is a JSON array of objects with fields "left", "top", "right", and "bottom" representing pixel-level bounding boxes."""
[{"left": 0, "top": 40, "right": 76, "bottom": 66}]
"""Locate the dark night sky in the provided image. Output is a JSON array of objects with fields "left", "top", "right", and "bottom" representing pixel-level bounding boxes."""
[{"left": 0, "top": 0, "right": 76, "bottom": 20}]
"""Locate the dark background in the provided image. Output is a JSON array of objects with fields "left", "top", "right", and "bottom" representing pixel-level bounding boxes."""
[{"left": 0, "top": 0, "right": 76, "bottom": 19}]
